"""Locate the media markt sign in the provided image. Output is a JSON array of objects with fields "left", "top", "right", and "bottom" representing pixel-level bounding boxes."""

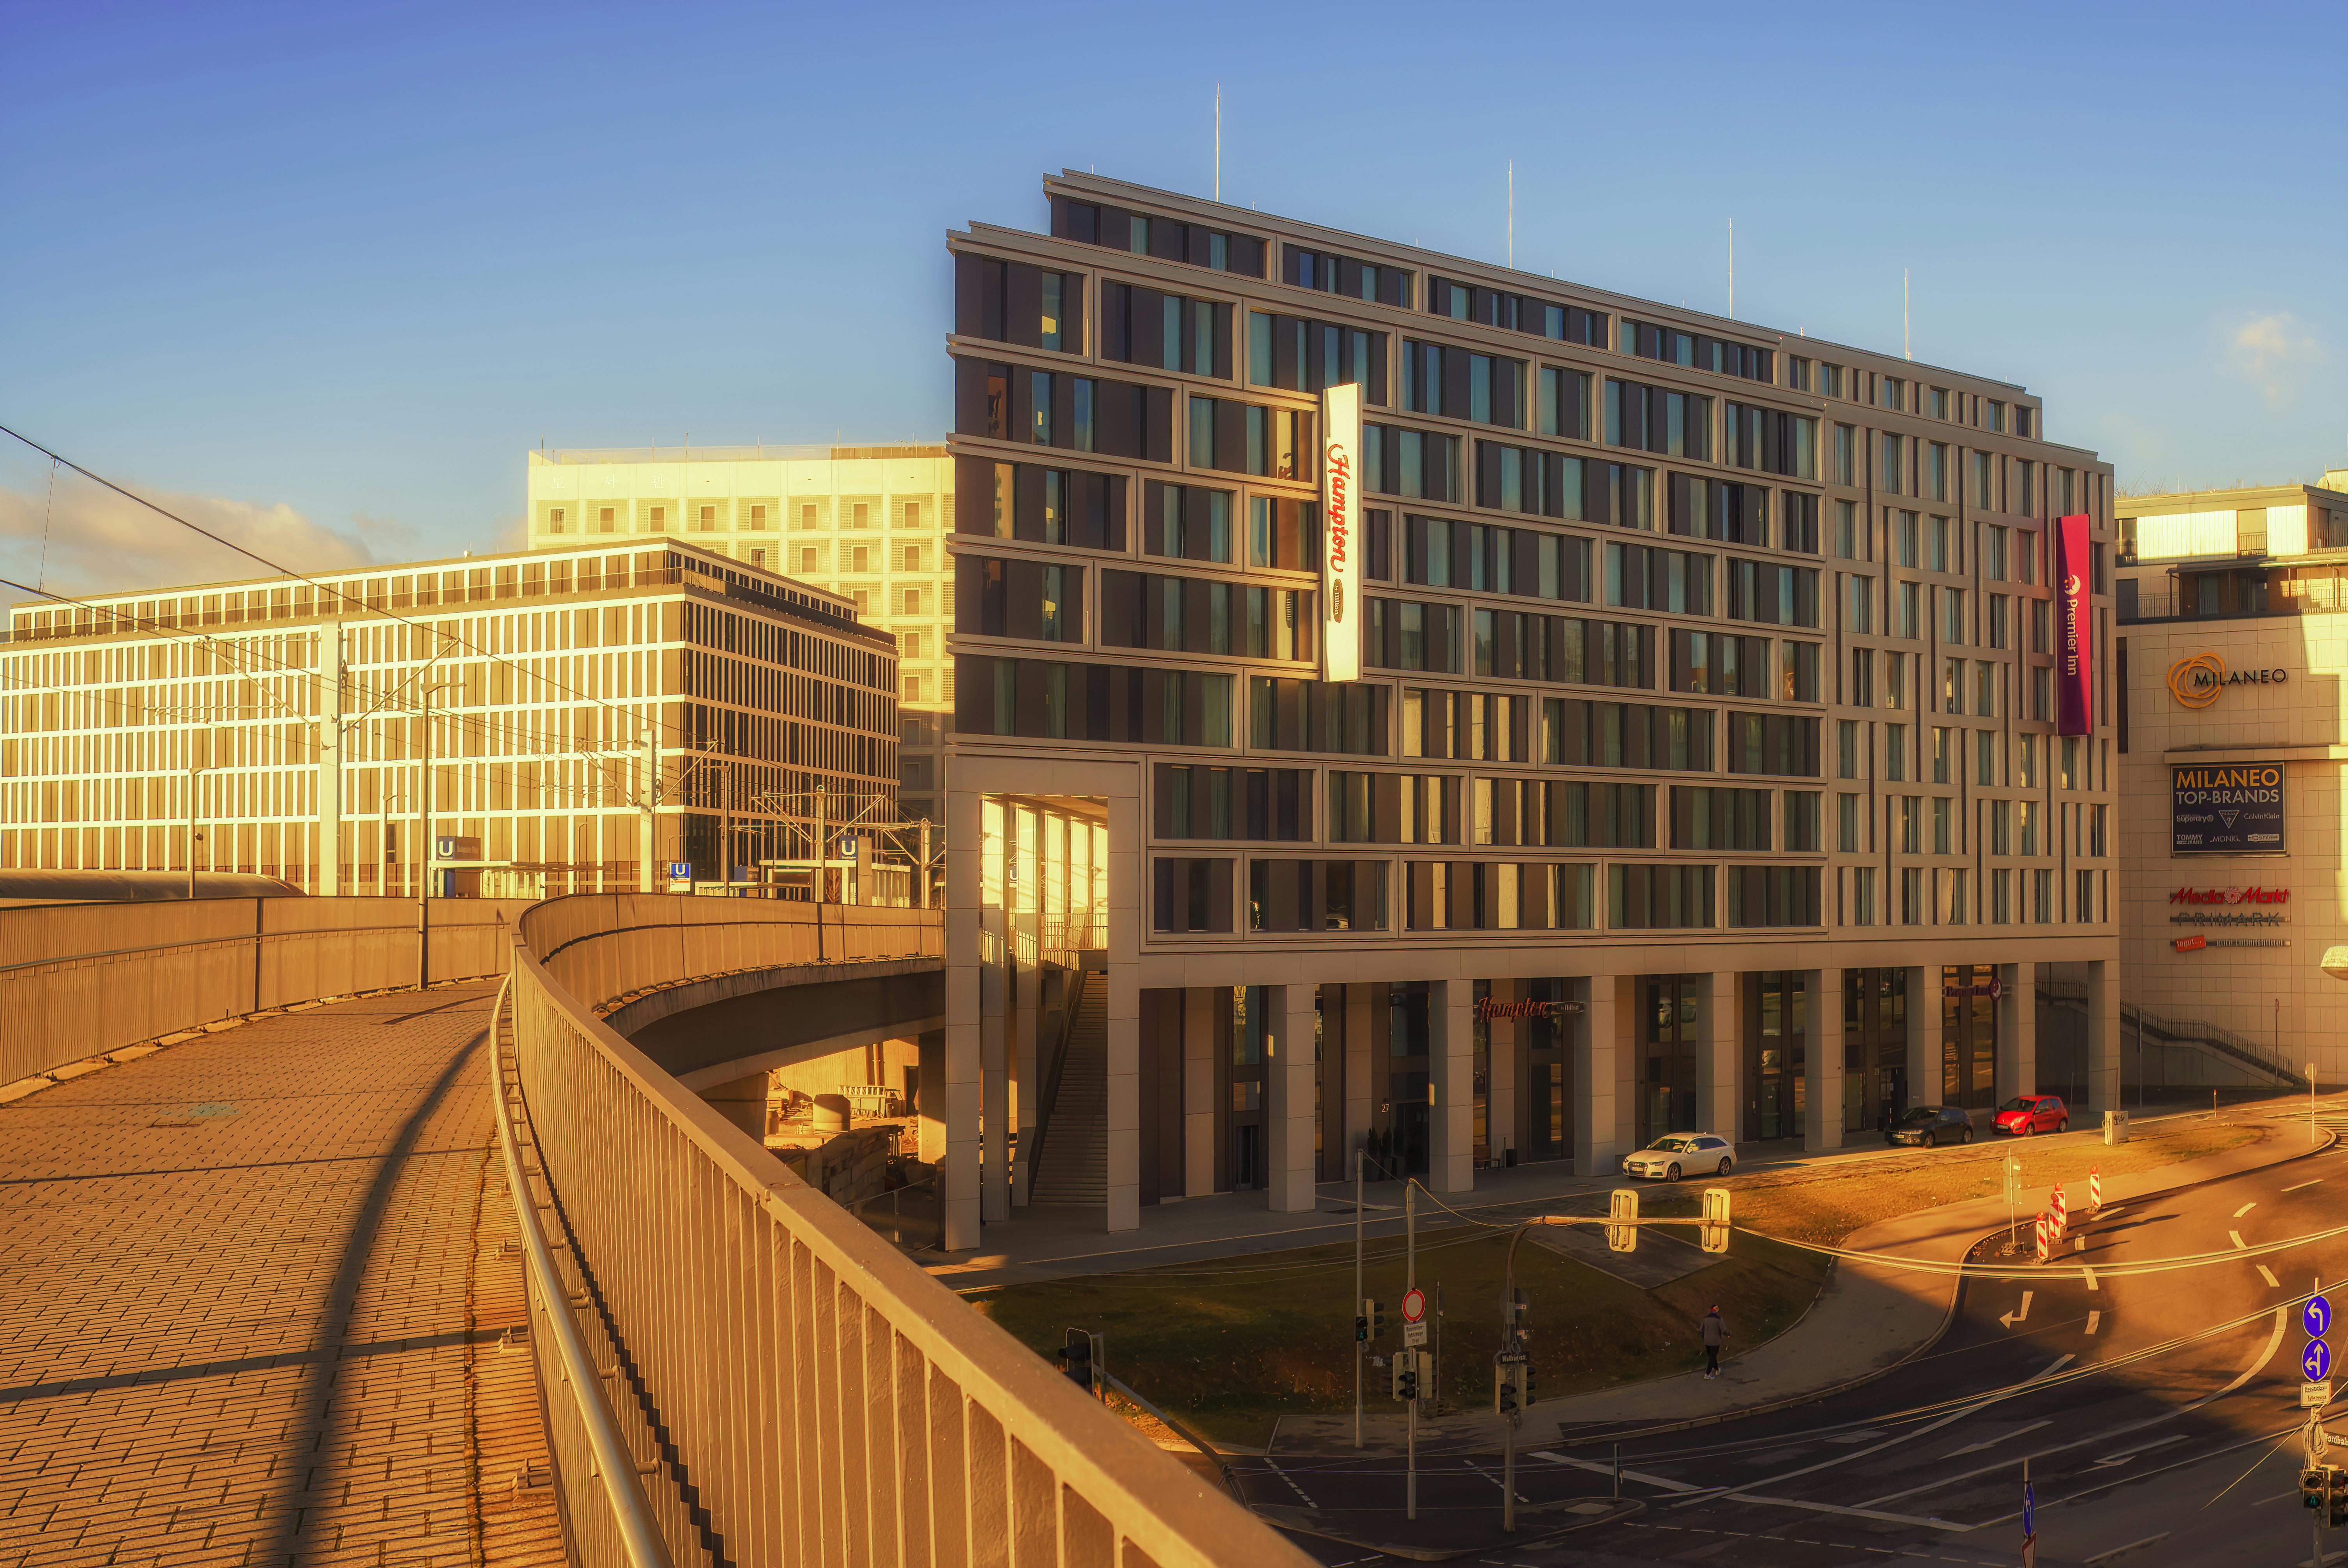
[{"left": 2171, "top": 762, "right": 2285, "bottom": 855}]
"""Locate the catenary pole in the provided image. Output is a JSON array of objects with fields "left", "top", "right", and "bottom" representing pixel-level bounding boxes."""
[
  {"left": 1353, "top": 1147, "right": 1363, "bottom": 1448},
  {"left": 1407, "top": 1179, "right": 1417, "bottom": 1521}
]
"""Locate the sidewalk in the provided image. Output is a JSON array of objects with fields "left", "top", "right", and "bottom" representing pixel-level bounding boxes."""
[
  {"left": 926, "top": 1099, "right": 2286, "bottom": 1293},
  {"left": 1269, "top": 1112, "right": 2335, "bottom": 1454}
]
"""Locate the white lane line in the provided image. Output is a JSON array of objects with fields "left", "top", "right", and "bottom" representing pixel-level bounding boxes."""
[
  {"left": 1531, "top": 1451, "right": 1701, "bottom": 1493},
  {"left": 1722, "top": 1493, "right": 1966, "bottom": 1531},
  {"left": 2260, "top": 1264, "right": 2283, "bottom": 1287},
  {"left": 2084, "top": 1268, "right": 2099, "bottom": 1291},
  {"left": 1457, "top": 1454, "right": 1527, "bottom": 1502},
  {"left": 2231, "top": 1229, "right": 2249, "bottom": 1249},
  {"left": 2083, "top": 1534, "right": 2171, "bottom": 1565},
  {"left": 2094, "top": 1433, "right": 2186, "bottom": 1466},
  {"left": 2285, "top": 1179, "right": 2325, "bottom": 1193},
  {"left": 1968, "top": 1423, "right": 2294, "bottom": 1528},
  {"left": 1945, "top": 1419, "right": 2053, "bottom": 1457},
  {"left": 2236, "top": 1202, "right": 2260, "bottom": 1218},
  {"left": 2087, "top": 1310, "right": 2101, "bottom": 1335},
  {"left": 2100, "top": 1204, "right": 2127, "bottom": 1218},
  {"left": 1259, "top": 1459, "right": 1314, "bottom": 1505}
]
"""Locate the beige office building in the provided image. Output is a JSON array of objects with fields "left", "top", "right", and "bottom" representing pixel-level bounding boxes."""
[
  {"left": 2116, "top": 475, "right": 2348, "bottom": 1091},
  {"left": 525, "top": 445, "right": 952, "bottom": 825},
  {"left": 937, "top": 171, "right": 2125, "bottom": 1248},
  {"left": 0, "top": 541, "right": 898, "bottom": 894}
]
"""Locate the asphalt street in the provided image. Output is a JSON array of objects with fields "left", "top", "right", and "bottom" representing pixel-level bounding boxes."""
[{"left": 1239, "top": 1099, "right": 2348, "bottom": 1566}]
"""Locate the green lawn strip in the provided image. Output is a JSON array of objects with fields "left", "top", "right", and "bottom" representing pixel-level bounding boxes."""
[{"left": 970, "top": 1220, "right": 1826, "bottom": 1450}]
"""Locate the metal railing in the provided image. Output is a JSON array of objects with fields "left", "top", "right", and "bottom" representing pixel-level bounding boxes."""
[{"left": 503, "top": 895, "right": 1306, "bottom": 1568}]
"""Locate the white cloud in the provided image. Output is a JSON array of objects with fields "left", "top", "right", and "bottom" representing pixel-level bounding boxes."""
[
  {"left": 2227, "top": 312, "right": 2322, "bottom": 410},
  {"left": 0, "top": 475, "right": 393, "bottom": 609}
]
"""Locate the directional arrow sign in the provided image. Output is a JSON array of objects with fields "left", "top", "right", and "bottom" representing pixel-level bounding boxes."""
[
  {"left": 2000, "top": 1290, "right": 2034, "bottom": 1329},
  {"left": 2306, "top": 1295, "right": 2333, "bottom": 1340},
  {"left": 2306, "top": 1339, "right": 2332, "bottom": 1382}
]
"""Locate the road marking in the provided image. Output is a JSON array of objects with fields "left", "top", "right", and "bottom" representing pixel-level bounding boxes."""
[
  {"left": 1259, "top": 1459, "right": 1314, "bottom": 1506},
  {"left": 2087, "top": 1310, "right": 2101, "bottom": 1335},
  {"left": 2075, "top": 1235, "right": 2086, "bottom": 1252},
  {"left": 2094, "top": 1433, "right": 2185, "bottom": 1466},
  {"left": 2260, "top": 1264, "right": 2283, "bottom": 1287},
  {"left": 1721, "top": 1493, "right": 1967, "bottom": 1531},
  {"left": 2000, "top": 1290, "right": 2033, "bottom": 1328},
  {"left": 2083, "top": 1537, "right": 2170, "bottom": 1567},
  {"left": 2285, "top": 1179, "right": 2325, "bottom": 1193},
  {"left": 1457, "top": 1455, "right": 1527, "bottom": 1503},
  {"left": 1531, "top": 1451, "right": 1701, "bottom": 1493},
  {"left": 2231, "top": 1229, "right": 2248, "bottom": 1249},
  {"left": 1970, "top": 1423, "right": 2294, "bottom": 1529},
  {"left": 1826, "top": 1429, "right": 1887, "bottom": 1444},
  {"left": 2083, "top": 1267, "right": 2099, "bottom": 1290},
  {"left": 1945, "top": 1419, "right": 2053, "bottom": 1457},
  {"left": 2237, "top": 1202, "right": 2260, "bottom": 1218}
]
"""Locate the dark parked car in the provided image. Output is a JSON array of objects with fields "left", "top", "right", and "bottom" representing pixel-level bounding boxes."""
[
  {"left": 1887, "top": 1105, "right": 1974, "bottom": 1148},
  {"left": 1994, "top": 1095, "right": 2070, "bottom": 1137}
]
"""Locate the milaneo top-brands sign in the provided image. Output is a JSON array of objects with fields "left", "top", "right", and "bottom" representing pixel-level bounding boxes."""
[
  {"left": 2170, "top": 763, "right": 2286, "bottom": 854},
  {"left": 2055, "top": 513, "right": 2093, "bottom": 736},
  {"left": 1320, "top": 383, "right": 1363, "bottom": 683}
]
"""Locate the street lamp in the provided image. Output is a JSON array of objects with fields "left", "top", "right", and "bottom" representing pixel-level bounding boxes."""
[
  {"left": 185, "top": 761, "right": 209, "bottom": 899},
  {"left": 416, "top": 678, "right": 454, "bottom": 991}
]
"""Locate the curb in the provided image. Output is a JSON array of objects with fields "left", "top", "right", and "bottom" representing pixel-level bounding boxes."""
[{"left": 1544, "top": 1121, "right": 2339, "bottom": 1448}]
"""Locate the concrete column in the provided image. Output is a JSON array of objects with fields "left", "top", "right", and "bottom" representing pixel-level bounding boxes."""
[
  {"left": 1344, "top": 983, "right": 1374, "bottom": 1172},
  {"left": 1266, "top": 983, "right": 1320, "bottom": 1213},
  {"left": 1011, "top": 945, "right": 1040, "bottom": 1206},
  {"left": 1486, "top": 979, "right": 1519, "bottom": 1169},
  {"left": 317, "top": 622, "right": 344, "bottom": 895},
  {"left": 1700, "top": 970, "right": 1742, "bottom": 1143},
  {"left": 1997, "top": 962, "right": 2037, "bottom": 1104},
  {"left": 1428, "top": 977, "right": 1475, "bottom": 1195},
  {"left": 1183, "top": 986, "right": 1216, "bottom": 1197},
  {"left": 2086, "top": 958, "right": 2120, "bottom": 1117},
  {"left": 1104, "top": 789, "right": 1143, "bottom": 1233},
  {"left": 1906, "top": 964, "right": 1939, "bottom": 1109},
  {"left": 700, "top": 1070, "right": 772, "bottom": 1142},
  {"left": 916, "top": 1028, "right": 946, "bottom": 1165},
  {"left": 1805, "top": 967, "right": 1844, "bottom": 1153},
  {"left": 943, "top": 785, "right": 985, "bottom": 1252},
  {"left": 981, "top": 901, "right": 1010, "bottom": 1224},
  {"left": 1575, "top": 974, "right": 1627, "bottom": 1176}
]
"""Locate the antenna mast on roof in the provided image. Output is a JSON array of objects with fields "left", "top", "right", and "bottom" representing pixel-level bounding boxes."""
[
  {"left": 1904, "top": 269, "right": 1912, "bottom": 360},
  {"left": 1214, "top": 85, "right": 1221, "bottom": 201},
  {"left": 1506, "top": 161, "right": 1513, "bottom": 268},
  {"left": 1728, "top": 218, "right": 1734, "bottom": 319}
]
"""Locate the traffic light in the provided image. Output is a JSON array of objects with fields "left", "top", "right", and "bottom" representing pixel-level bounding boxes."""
[
  {"left": 1354, "top": 1311, "right": 1369, "bottom": 1343},
  {"left": 1058, "top": 1328, "right": 1094, "bottom": 1395},
  {"left": 1522, "top": 1356, "right": 1538, "bottom": 1407},
  {"left": 1701, "top": 1187, "right": 1733, "bottom": 1254},
  {"left": 1393, "top": 1350, "right": 1420, "bottom": 1402},
  {"left": 1495, "top": 1360, "right": 1519, "bottom": 1414},
  {"left": 1368, "top": 1299, "right": 1386, "bottom": 1340},
  {"left": 2304, "top": 1467, "right": 2327, "bottom": 1511},
  {"left": 2332, "top": 1468, "right": 2348, "bottom": 1529},
  {"left": 1608, "top": 1187, "right": 1639, "bottom": 1252}
]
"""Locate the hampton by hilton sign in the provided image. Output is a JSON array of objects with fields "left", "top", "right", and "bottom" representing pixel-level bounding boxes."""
[{"left": 1319, "top": 383, "right": 1362, "bottom": 683}]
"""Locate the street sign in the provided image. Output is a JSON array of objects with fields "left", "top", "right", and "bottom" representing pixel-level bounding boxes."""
[
  {"left": 2306, "top": 1340, "right": 2333, "bottom": 1382},
  {"left": 1401, "top": 1287, "right": 1426, "bottom": 1324},
  {"left": 2308, "top": 1295, "right": 2334, "bottom": 1340},
  {"left": 667, "top": 861, "right": 692, "bottom": 881},
  {"left": 2306, "top": 1380, "right": 2334, "bottom": 1411},
  {"left": 1404, "top": 1320, "right": 1427, "bottom": 1347}
]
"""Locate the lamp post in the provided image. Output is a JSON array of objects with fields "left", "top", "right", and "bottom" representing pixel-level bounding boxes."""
[
  {"left": 185, "top": 761, "right": 207, "bottom": 899},
  {"left": 416, "top": 679, "right": 454, "bottom": 991}
]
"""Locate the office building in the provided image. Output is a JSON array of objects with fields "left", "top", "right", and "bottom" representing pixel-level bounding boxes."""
[
  {"left": 937, "top": 171, "right": 2123, "bottom": 1247},
  {"left": 0, "top": 541, "right": 898, "bottom": 895},
  {"left": 2115, "top": 475, "right": 2348, "bottom": 1091},
  {"left": 525, "top": 445, "right": 952, "bottom": 825}
]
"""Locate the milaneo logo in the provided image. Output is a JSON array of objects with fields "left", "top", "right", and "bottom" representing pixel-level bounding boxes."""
[
  {"left": 2168, "top": 651, "right": 2287, "bottom": 709},
  {"left": 1323, "top": 440, "right": 1351, "bottom": 624},
  {"left": 2170, "top": 885, "right": 2290, "bottom": 905}
]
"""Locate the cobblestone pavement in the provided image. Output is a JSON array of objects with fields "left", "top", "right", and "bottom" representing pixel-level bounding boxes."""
[{"left": 0, "top": 982, "right": 564, "bottom": 1568}]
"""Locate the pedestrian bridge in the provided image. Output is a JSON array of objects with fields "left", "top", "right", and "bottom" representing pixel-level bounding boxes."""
[{"left": 0, "top": 892, "right": 1304, "bottom": 1568}]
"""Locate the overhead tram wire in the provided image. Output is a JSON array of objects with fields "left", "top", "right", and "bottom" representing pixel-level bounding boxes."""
[{"left": 0, "top": 422, "right": 718, "bottom": 749}]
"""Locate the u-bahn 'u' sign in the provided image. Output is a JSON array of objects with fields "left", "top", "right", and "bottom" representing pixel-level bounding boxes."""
[{"left": 2170, "top": 763, "right": 2285, "bottom": 855}]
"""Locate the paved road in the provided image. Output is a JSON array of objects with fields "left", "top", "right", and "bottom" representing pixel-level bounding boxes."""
[
  {"left": 0, "top": 983, "right": 563, "bottom": 1568},
  {"left": 1244, "top": 1102, "right": 2348, "bottom": 1566}
]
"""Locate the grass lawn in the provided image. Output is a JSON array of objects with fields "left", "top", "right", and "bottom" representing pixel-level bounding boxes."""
[
  {"left": 969, "top": 1114, "right": 2268, "bottom": 1449},
  {"left": 971, "top": 1222, "right": 1826, "bottom": 1448}
]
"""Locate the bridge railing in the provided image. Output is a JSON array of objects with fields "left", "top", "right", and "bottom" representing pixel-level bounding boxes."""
[
  {"left": 0, "top": 895, "right": 530, "bottom": 1085},
  {"left": 503, "top": 896, "right": 1305, "bottom": 1568}
]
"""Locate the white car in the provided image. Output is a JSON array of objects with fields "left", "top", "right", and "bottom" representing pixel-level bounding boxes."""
[{"left": 1621, "top": 1134, "right": 1734, "bottom": 1181}]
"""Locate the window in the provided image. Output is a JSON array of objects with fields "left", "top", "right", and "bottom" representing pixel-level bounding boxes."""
[
  {"left": 1290, "top": 245, "right": 1411, "bottom": 302},
  {"left": 1606, "top": 543, "right": 1713, "bottom": 613},
  {"left": 647, "top": 506, "right": 666, "bottom": 532},
  {"left": 749, "top": 548, "right": 766, "bottom": 569},
  {"left": 1606, "top": 379, "right": 1710, "bottom": 457},
  {"left": 957, "top": 256, "right": 1084, "bottom": 348},
  {"left": 1724, "top": 403, "right": 1816, "bottom": 479},
  {"left": 1145, "top": 482, "right": 1234, "bottom": 563},
  {"left": 1845, "top": 574, "right": 1873, "bottom": 632},
  {"left": 1246, "top": 309, "right": 1384, "bottom": 399},
  {"left": 1835, "top": 499, "right": 1858, "bottom": 559},
  {"left": 979, "top": 462, "right": 1126, "bottom": 549},
  {"left": 967, "top": 556, "right": 1084, "bottom": 643},
  {"left": 799, "top": 546, "right": 818, "bottom": 571},
  {"left": 1361, "top": 423, "right": 1462, "bottom": 501},
  {"left": 1609, "top": 864, "right": 1716, "bottom": 929},
  {"left": 1667, "top": 477, "right": 1769, "bottom": 545},
  {"left": 1722, "top": 558, "right": 1819, "bottom": 627},
  {"left": 1880, "top": 434, "right": 1905, "bottom": 494},
  {"left": 1837, "top": 793, "right": 1860, "bottom": 851},
  {"left": 1539, "top": 698, "right": 1715, "bottom": 771},
  {"left": 1834, "top": 424, "right": 1856, "bottom": 485},
  {"left": 546, "top": 508, "right": 566, "bottom": 535},
  {"left": 1671, "top": 786, "right": 1773, "bottom": 849},
  {"left": 798, "top": 503, "right": 819, "bottom": 529},
  {"left": 1403, "top": 341, "right": 1526, "bottom": 427},
  {"left": 1927, "top": 443, "right": 1949, "bottom": 502},
  {"left": 1538, "top": 366, "right": 1593, "bottom": 439},
  {"left": 1102, "top": 283, "right": 1231, "bottom": 378},
  {"left": 1985, "top": 524, "right": 2008, "bottom": 581},
  {"left": 1971, "top": 450, "right": 1995, "bottom": 510},
  {"left": 1669, "top": 629, "right": 1771, "bottom": 696},
  {"left": 1156, "top": 764, "right": 1314, "bottom": 841},
  {"left": 902, "top": 502, "right": 917, "bottom": 528},
  {"left": 1189, "top": 395, "right": 1307, "bottom": 478},
  {"left": 1973, "top": 660, "right": 1996, "bottom": 717},
  {"left": 1852, "top": 865, "right": 1876, "bottom": 925},
  {"left": 1727, "top": 866, "right": 1819, "bottom": 927},
  {"left": 1248, "top": 677, "right": 1387, "bottom": 755},
  {"left": 1886, "top": 723, "right": 1908, "bottom": 781},
  {"left": 1939, "top": 586, "right": 1964, "bottom": 644},
  {"left": 1617, "top": 318, "right": 1772, "bottom": 381},
  {"left": 1476, "top": 441, "right": 1586, "bottom": 519},
  {"left": 1786, "top": 356, "right": 1811, "bottom": 391},
  {"left": 2012, "top": 459, "right": 2034, "bottom": 516},
  {"left": 1724, "top": 712, "right": 1820, "bottom": 776},
  {"left": 1850, "top": 648, "right": 1875, "bottom": 706},
  {"left": 1879, "top": 376, "right": 1904, "bottom": 412},
  {"left": 1930, "top": 388, "right": 1950, "bottom": 420},
  {"left": 1820, "top": 363, "right": 1844, "bottom": 397},
  {"left": 1838, "top": 719, "right": 1861, "bottom": 779}
]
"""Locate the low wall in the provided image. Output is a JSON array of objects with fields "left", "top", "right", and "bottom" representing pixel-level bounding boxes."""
[{"left": 0, "top": 896, "right": 532, "bottom": 1083}]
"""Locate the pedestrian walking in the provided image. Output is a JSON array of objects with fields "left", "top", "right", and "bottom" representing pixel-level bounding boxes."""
[{"left": 1701, "top": 1306, "right": 1726, "bottom": 1377}]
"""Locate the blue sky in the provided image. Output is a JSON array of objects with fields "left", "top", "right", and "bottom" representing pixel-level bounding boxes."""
[{"left": 5, "top": 0, "right": 2344, "bottom": 600}]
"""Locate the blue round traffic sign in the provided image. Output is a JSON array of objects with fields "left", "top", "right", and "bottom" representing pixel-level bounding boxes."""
[
  {"left": 2306, "top": 1339, "right": 2333, "bottom": 1382},
  {"left": 2308, "top": 1296, "right": 2334, "bottom": 1340}
]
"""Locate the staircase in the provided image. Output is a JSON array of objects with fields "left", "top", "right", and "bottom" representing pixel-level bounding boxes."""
[{"left": 1027, "top": 970, "right": 1107, "bottom": 1206}]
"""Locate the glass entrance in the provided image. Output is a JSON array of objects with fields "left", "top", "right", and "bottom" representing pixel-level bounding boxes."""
[
  {"left": 1637, "top": 978, "right": 1700, "bottom": 1147},
  {"left": 1743, "top": 973, "right": 1807, "bottom": 1142},
  {"left": 1843, "top": 969, "right": 1909, "bottom": 1132},
  {"left": 1521, "top": 977, "right": 1574, "bottom": 1163}
]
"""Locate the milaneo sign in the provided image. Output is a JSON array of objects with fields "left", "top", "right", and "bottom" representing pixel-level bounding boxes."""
[
  {"left": 2168, "top": 652, "right": 2288, "bottom": 710},
  {"left": 2170, "top": 886, "right": 2290, "bottom": 905},
  {"left": 1319, "top": 383, "right": 1363, "bottom": 683}
]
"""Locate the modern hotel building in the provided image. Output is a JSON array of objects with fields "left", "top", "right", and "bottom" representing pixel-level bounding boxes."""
[
  {"left": 2115, "top": 475, "right": 2348, "bottom": 1093},
  {"left": 0, "top": 541, "right": 899, "bottom": 895},
  {"left": 940, "top": 171, "right": 2122, "bottom": 1247}
]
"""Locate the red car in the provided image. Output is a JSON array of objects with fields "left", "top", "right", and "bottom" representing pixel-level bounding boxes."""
[{"left": 1994, "top": 1095, "right": 2069, "bottom": 1136}]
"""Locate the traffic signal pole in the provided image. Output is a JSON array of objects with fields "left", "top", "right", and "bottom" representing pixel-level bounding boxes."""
[
  {"left": 1406, "top": 1180, "right": 1417, "bottom": 1522},
  {"left": 1353, "top": 1148, "right": 1363, "bottom": 1450}
]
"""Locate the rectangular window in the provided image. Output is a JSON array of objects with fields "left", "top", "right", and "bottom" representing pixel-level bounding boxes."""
[
  {"left": 1608, "top": 864, "right": 1716, "bottom": 929},
  {"left": 1834, "top": 424, "right": 1856, "bottom": 485},
  {"left": 1605, "top": 542, "right": 1712, "bottom": 613},
  {"left": 1726, "top": 866, "right": 1820, "bottom": 927},
  {"left": 1880, "top": 433, "right": 1904, "bottom": 494},
  {"left": 1835, "top": 499, "right": 1858, "bottom": 559},
  {"left": 1724, "top": 712, "right": 1821, "bottom": 777},
  {"left": 1723, "top": 402, "right": 1816, "bottom": 478},
  {"left": 1670, "top": 786, "right": 1774, "bottom": 849},
  {"left": 1538, "top": 366, "right": 1592, "bottom": 439}
]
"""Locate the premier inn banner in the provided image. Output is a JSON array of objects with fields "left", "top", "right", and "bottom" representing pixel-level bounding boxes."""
[
  {"left": 2054, "top": 512, "right": 2093, "bottom": 735},
  {"left": 1319, "top": 382, "right": 1363, "bottom": 682}
]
